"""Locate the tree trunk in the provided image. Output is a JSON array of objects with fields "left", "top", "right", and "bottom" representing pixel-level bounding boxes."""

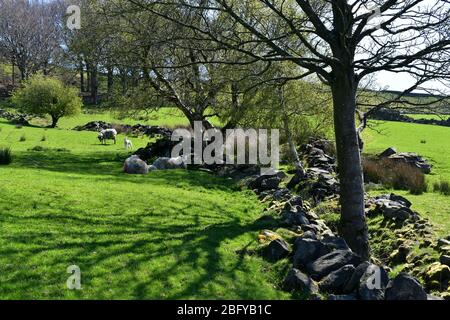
[
  {"left": 283, "top": 114, "right": 302, "bottom": 169},
  {"left": 11, "top": 60, "right": 15, "bottom": 86},
  {"left": 331, "top": 71, "right": 370, "bottom": 261},
  {"left": 50, "top": 115, "right": 59, "bottom": 128},
  {"left": 107, "top": 66, "right": 114, "bottom": 97},
  {"left": 79, "top": 61, "right": 85, "bottom": 92},
  {"left": 90, "top": 64, "right": 98, "bottom": 105}
]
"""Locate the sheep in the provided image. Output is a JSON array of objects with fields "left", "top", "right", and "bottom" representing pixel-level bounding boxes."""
[
  {"left": 98, "top": 128, "right": 117, "bottom": 145},
  {"left": 124, "top": 137, "right": 133, "bottom": 150}
]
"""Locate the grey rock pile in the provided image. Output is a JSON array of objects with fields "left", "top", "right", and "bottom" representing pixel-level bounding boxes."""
[{"left": 379, "top": 148, "right": 432, "bottom": 174}]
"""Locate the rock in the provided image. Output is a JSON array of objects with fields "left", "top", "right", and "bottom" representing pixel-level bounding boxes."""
[
  {"left": 271, "top": 188, "right": 292, "bottom": 201},
  {"left": 301, "top": 231, "right": 317, "bottom": 240},
  {"left": 358, "top": 264, "right": 389, "bottom": 300},
  {"left": 427, "top": 294, "right": 444, "bottom": 300},
  {"left": 248, "top": 175, "right": 281, "bottom": 193},
  {"left": 379, "top": 147, "right": 397, "bottom": 158},
  {"left": 284, "top": 210, "right": 310, "bottom": 226},
  {"left": 306, "top": 250, "right": 362, "bottom": 280},
  {"left": 389, "top": 245, "right": 411, "bottom": 265},
  {"left": 388, "top": 194, "right": 412, "bottom": 208},
  {"left": 321, "top": 235, "right": 350, "bottom": 251},
  {"left": 151, "top": 156, "right": 187, "bottom": 170},
  {"left": 264, "top": 239, "right": 291, "bottom": 261},
  {"left": 425, "top": 263, "right": 450, "bottom": 289},
  {"left": 123, "top": 155, "right": 149, "bottom": 174},
  {"left": 385, "top": 273, "right": 427, "bottom": 300},
  {"left": 327, "top": 293, "right": 358, "bottom": 300},
  {"left": 440, "top": 255, "right": 450, "bottom": 267},
  {"left": 257, "top": 230, "right": 281, "bottom": 243},
  {"left": 283, "top": 268, "right": 319, "bottom": 295},
  {"left": 293, "top": 238, "right": 330, "bottom": 269},
  {"left": 343, "top": 262, "right": 370, "bottom": 294},
  {"left": 319, "top": 265, "right": 355, "bottom": 294},
  {"left": 387, "top": 152, "right": 432, "bottom": 174},
  {"left": 438, "top": 238, "right": 450, "bottom": 248}
]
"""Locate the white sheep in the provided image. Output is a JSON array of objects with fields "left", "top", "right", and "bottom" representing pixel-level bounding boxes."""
[
  {"left": 124, "top": 137, "right": 133, "bottom": 150},
  {"left": 98, "top": 128, "right": 117, "bottom": 145}
]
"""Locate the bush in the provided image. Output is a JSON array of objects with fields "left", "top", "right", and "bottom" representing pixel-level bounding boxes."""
[
  {"left": 12, "top": 74, "right": 82, "bottom": 128},
  {"left": 0, "top": 147, "right": 12, "bottom": 165},
  {"left": 19, "top": 134, "right": 26, "bottom": 142},
  {"left": 363, "top": 157, "right": 428, "bottom": 194},
  {"left": 433, "top": 181, "right": 450, "bottom": 195},
  {"left": 41, "top": 135, "right": 47, "bottom": 142}
]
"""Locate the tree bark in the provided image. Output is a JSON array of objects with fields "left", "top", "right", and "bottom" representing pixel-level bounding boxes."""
[
  {"left": 50, "top": 115, "right": 59, "bottom": 128},
  {"left": 11, "top": 60, "right": 15, "bottom": 86},
  {"left": 331, "top": 71, "right": 370, "bottom": 261},
  {"left": 107, "top": 66, "right": 114, "bottom": 97},
  {"left": 90, "top": 64, "right": 98, "bottom": 105},
  {"left": 79, "top": 61, "right": 85, "bottom": 92}
]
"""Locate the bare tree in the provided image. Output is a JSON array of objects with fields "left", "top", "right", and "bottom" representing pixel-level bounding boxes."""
[
  {"left": 129, "top": 0, "right": 450, "bottom": 259},
  {"left": 0, "top": 0, "right": 63, "bottom": 80}
]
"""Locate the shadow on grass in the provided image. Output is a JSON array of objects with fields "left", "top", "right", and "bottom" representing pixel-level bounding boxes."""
[
  {"left": 0, "top": 206, "right": 282, "bottom": 299},
  {"left": 0, "top": 147, "right": 286, "bottom": 299},
  {"left": 12, "top": 150, "right": 238, "bottom": 191}
]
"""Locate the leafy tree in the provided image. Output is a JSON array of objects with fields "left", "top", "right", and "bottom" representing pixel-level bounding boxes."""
[
  {"left": 12, "top": 75, "right": 82, "bottom": 128},
  {"left": 137, "top": 0, "right": 449, "bottom": 259}
]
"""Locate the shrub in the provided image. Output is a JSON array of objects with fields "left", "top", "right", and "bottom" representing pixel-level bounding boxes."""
[
  {"left": 0, "top": 147, "right": 12, "bottom": 165},
  {"left": 41, "top": 135, "right": 47, "bottom": 142},
  {"left": 19, "top": 134, "right": 26, "bottom": 142},
  {"left": 363, "top": 157, "right": 428, "bottom": 194},
  {"left": 12, "top": 74, "right": 82, "bottom": 128},
  {"left": 433, "top": 181, "right": 450, "bottom": 195}
]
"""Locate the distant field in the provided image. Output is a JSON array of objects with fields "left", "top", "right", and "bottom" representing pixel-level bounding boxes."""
[
  {"left": 364, "top": 120, "right": 450, "bottom": 235},
  {"left": 406, "top": 114, "right": 450, "bottom": 120}
]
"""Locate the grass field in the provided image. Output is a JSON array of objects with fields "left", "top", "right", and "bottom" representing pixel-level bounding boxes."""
[
  {"left": 0, "top": 117, "right": 288, "bottom": 299},
  {"left": 364, "top": 120, "right": 450, "bottom": 236}
]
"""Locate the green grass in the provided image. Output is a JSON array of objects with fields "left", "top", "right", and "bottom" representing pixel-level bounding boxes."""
[
  {"left": 0, "top": 118, "right": 289, "bottom": 299},
  {"left": 25, "top": 107, "right": 222, "bottom": 130},
  {"left": 364, "top": 120, "right": 450, "bottom": 236},
  {"left": 406, "top": 114, "right": 449, "bottom": 120}
]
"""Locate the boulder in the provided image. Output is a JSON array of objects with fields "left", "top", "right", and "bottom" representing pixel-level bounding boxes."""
[
  {"left": 321, "top": 235, "right": 350, "bottom": 251},
  {"left": 343, "top": 262, "right": 370, "bottom": 294},
  {"left": 283, "top": 268, "right": 319, "bottom": 295},
  {"left": 385, "top": 273, "right": 427, "bottom": 300},
  {"left": 151, "top": 156, "right": 187, "bottom": 170},
  {"left": 389, "top": 245, "right": 411, "bottom": 265},
  {"left": 264, "top": 239, "right": 291, "bottom": 262},
  {"left": 379, "top": 147, "right": 397, "bottom": 158},
  {"left": 424, "top": 263, "right": 450, "bottom": 289},
  {"left": 284, "top": 210, "right": 310, "bottom": 226},
  {"left": 293, "top": 238, "right": 330, "bottom": 269},
  {"left": 306, "top": 250, "right": 362, "bottom": 280},
  {"left": 248, "top": 175, "right": 281, "bottom": 193},
  {"left": 440, "top": 255, "right": 450, "bottom": 267},
  {"left": 387, "top": 152, "right": 432, "bottom": 174},
  {"left": 123, "top": 155, "right": 149, "bottom": 174},
  {"left": 301, "top": 231, "right": 318, "bottom": 240},
  {"left": 319, "top": 265, "right": 355, "bottom": 294},
  {"left": 358, "top": 264, "right": 389, "bottom": 300}
]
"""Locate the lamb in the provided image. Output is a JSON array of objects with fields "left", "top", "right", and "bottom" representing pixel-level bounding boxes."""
[
  {"left": 98, "top": 128, "right": 117, "bottom": 145},
  {"left": 124, "top": 137, "right": 133, "bottom": 150}
]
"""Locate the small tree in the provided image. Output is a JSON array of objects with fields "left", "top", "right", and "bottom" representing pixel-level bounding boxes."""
[{"left": 12, "top": 75, "right": 82, "bottom": 128}]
